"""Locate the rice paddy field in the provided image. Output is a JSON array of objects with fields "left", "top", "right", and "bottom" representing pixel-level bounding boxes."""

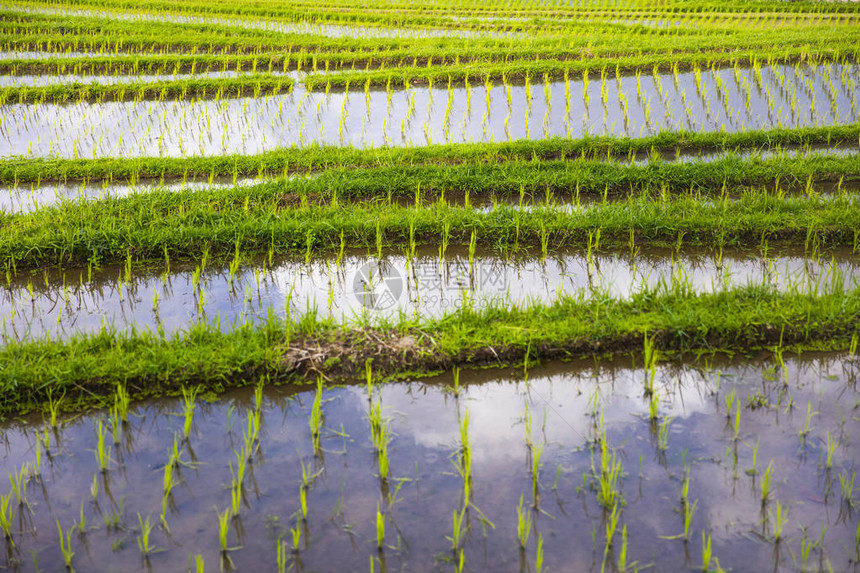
[{"left": 1, "top": 0, "right": 860, "bottom": 571}]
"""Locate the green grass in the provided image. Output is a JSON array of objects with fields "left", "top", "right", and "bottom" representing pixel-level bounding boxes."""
[
  {"left": 0, "top": 38, "right": 846, "bottom": 76},
  {"left": 2, "top": 123, "right": 857, "bottom": 184},
  {"left": 3, "top": 43, "right": 853, "bottom": 81},
  {"left": 2, "top": 183, "right": 858, "bottom": 270},
  {"left": 5, "top": 1, "right": 860, "bottom": 64},
  {"left": 0, "top": 73, "right": 292, "bottom": 103},
  {"left": 13, "top": 0, "right": 860, "bottom": 38},
  {"left": 0, "top": 283, "right": 856, "bottom": 417},
  {"left": 303, "top": 50, "right": 856, "bottom": 89}
]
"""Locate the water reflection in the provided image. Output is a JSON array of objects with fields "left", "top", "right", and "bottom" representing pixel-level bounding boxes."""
[
  {"left": 1, "top": 246, "right": 857, "bottom": 342},
  {"left": 2, "top": 62, "right": 856, "bottom": 158},
  {"left": 0, "top": 352, "right": 857, "bottom": 572}
]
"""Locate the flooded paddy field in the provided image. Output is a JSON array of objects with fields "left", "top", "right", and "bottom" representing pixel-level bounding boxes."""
[
  {"left": 1, "top": 1, "right": 859, "bottom": 571},
  {"left": 0, "top": 352, "right": 858, "bottom": 571},
  {"left": 0, "top": 62, "right": 857, "bottom": 159},
  {"left": 0, "top": 174, "right": 268, "bottom": 213},
  {"left": 9, "top": 4, "right": 501, "bottom": 40},
  {"left": 1, "top": 246, "right": 857, "bottom": 341}
]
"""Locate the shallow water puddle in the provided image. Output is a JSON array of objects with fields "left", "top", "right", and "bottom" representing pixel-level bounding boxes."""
[
  {"left": 1, "top": 247, "right": 857, "bottom": 341},
  {"left": 1, "top": 62, "right": 857, "bottom": 158},
  {"left": 0, "top": 352, "right": 857, "bottom": 571}
]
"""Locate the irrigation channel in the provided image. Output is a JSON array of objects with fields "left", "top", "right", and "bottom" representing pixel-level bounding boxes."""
[
  {"left": 2, "top": 0, "right": 860, "bottom": 571},
  {"left": 1, "top": 62, "right": 857, "bottom": 158},
  {"left": 0, "top": 353, "right": 857, "bottom": 571}
]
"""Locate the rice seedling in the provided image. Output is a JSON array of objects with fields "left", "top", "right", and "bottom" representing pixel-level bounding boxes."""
[
  {"left": 290, "top": 518, "right": 302, "bottom": 555},
  {"left": 217, "top": 508, "right": 240, "bottom": 555},
  {"left": 680, "top": 458, "right": 691, "bottom": 507},
  {"left": 459, "top": 407, "right": 471, "bottom": 476},
  {"left": 604, "top": 502, "right": 622, "bottom": 555},
  {"left": 136, "top": 513, "right": 157, "bottom": 556},
  {"left": 769, "top": 501, "right": 788, "bottom": 543},
  {"left": 0, "top": 495, "right": 14, "bottom": 546},
  {"left": 643, "top": 334, "right": 658, "bottom": 397},
  {"left": 800, "top": 533, "right": 816, "bottom": 572},
  {"left": 531, "top": 443, "right": 543, "bottom": 507},
  {"left": 0, "top": 4, "right": 858, "bottom": 569},
  {"left": 516, "top": 494, "right": 532, "bottom": 550},
  {"left": 376, "top": 506, "right": 385, "bottom": 551},
  {"left": 839, "top": 471, "right": 856, "bottom": 508},
  {"left": 596, "top": 439, "right": 624, "bottom": 510},
  {"left": 244, "top": 410, "right": 261, "bottom": 460},
  {"left": 8, "top": 464, "right": 31, "bottom": 510},
  {"left": 108, "top": 403, "right": 122, "bottom": 445},
  {"left": 161, "top": 454, "right": 177, "bottom": 519},
  {"left": 309, "top": 377, "right": 324, "bottom": 454},
  {"left": 181, "top": 385, "right": 198, "bottom": 441},
  {"left": 745, "top": 440, "right": 760, "bottom": 477},
  {"left": 681, "top": 500, "right": 697, "bottom": 543},
  {"left": 823, "top": 432, "right": 838, "bottom": 469},
  {"left": 94, "top": 420, "right": 112, "bottom": 473},
  {"left": 798, "top": 402, "right": 817, "bottom": 444},
  {"left": 299, "top": 483, "right": 309, "bottom": 523},
  {"left": 57, "top": 520, "right": 75, "bottom": 570},
  {"left": 114, "top": 384, "right": 130, "bottom": 425},
  {"left": 732, "top": 399, "right": 741, "bottom": 442},
  {"left": 447, "top": 507, "right": 467, "bottom": 553},
  {"left": 535, "top": 532, "right": 544, "bottom": 573},
  {"left": 656, "top": 417, "right": 672, "bottom": 451},
  {"left": 277, "top": 539, "right": 289, "bottom": 570},
  {"left": 73, "top": 502, "right": 88, "bottom": 536},
  {"left": 648, "top": 388, "right": 660, "bottom": 421},
  {"left": 761, "top": 460, "right": 774, "bottom": 505},
  {"left": 701, "top": 532, "right": 713, "bottom": 570},
  {"left": 45, "top": 388, "right": 64, "bottom": 428}
]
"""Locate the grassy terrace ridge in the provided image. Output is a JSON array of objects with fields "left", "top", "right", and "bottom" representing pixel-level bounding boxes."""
[
  {"left": 15, "top": 0, "right": 860, "bottom": 27},
  {"left": 2, "top": 9, "right": 658, "bottom": 47},
  {"left": 4, "top": 20, "right": 859, "bottom": 59},
  {"left": 8, "top": 5, "right": 698, "bottom": 36},
  {"left": 2, "top": 190, "right": 859, "bottom": 270},
  {"left": 4, "top": 14, "right": 856, "bottom": 54},
  {"left": 5, "top": 7, "right": 860, "bottom": 57},
  {"left": 2, "top": 47, "right": 855, "bottom": 82},
  {"left": 5, "top": 153, "right": 860, "bottom": 211},
  {"left": 0, "top": 11, "right": 435, "bottom": 54},
  {"left": 6, "top": 35, "right": 851, "bottom": 75},
  {"left": 6, "top": 29, "right": 856, "bottom": 61},
  {"left": 18, "top": 0, "right": 860, "bottom": 16},
  {"left": 2, "top": 124, "right": 858, "bottom": 184},
  {"left": 0, "top": 284, "right": 857, "bottom": 417},
  {"left": 0, "top": 72, "right": 292, "bottom": 102},
  {"left": 302, "top": 51, "right": 858, "bottom": 89}
]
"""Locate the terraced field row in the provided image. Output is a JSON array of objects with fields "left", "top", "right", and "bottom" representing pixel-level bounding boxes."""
[{"left": 0, "top": 1, "right": 858, "bottom": 572}]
